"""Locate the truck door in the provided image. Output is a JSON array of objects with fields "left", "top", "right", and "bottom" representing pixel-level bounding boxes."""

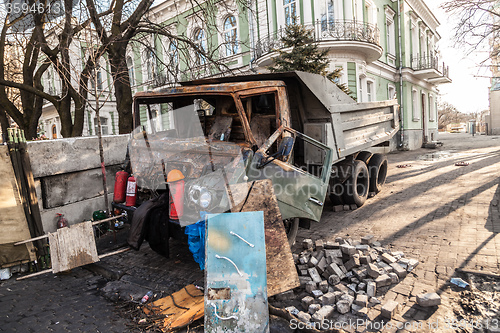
[{"left": 247, "top": 127, "right": 333, "bottom": 222}]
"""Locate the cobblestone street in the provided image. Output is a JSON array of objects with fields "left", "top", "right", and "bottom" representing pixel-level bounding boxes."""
[{"left": 1, "top": 132, "right": 499, "bottom": 332}]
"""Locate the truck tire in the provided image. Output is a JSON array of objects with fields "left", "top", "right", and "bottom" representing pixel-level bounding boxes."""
[
  {"left": 355, "top": 151, "right": 372, "bottom": 163},
  {"left": 329, "top": 182, "right": 344, "bottom": 205},
  {"left": 342, "top": 160, "right": 369, "bottom": 207},
  {"left": 284, "top": 217, "right": 299, "bottom": 246},
  {"left": 368, "top": 154, "right": 388, "bottom": 194}
]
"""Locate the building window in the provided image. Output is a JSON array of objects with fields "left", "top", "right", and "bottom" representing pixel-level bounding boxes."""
[
  {"left": 429, "top": 95, "right": 435, "bottom": 121},
  {"left": 386, "top": 14, "right": 396, "bottom": 55},
  {"left": 320, "top": 0, "right": 335, "bottom": 32},
  {"left": 388, "top": 84, "right": 396, "bottom": 100},
  {"left": 223, "top": 16, "right": 238, "bottom": 56},
  {"left": 94, "top": 117, "right": 109, "bottom": 135},
  {"left": 359, "top": 77, "right": 364, "bottom": 102},
  {"left": 126, "top": 56, "right": 135, "bottom": 87},
  {"left": 412, "top": 89, "right": 419, "bottom": 121},
  {"left": 168, "top": 41, "right": 179, "bottom": 68},
  {"left": 145, "top": 49, "right": 156, "bottom": 82},
  {"left": 52, "top": 125, "right": 57, "bottom": 139},
  {"left": 194, "top": 28, "right": 207, "bottom": 65},
  {"left": 366, "top": 80, "right": 374, "bottom": 102},
  {"left": 96, "top": 71, "right": 103, "bottom": 92},
  {"left": 283, "top": 0, "right": 297, "bottom": 26}
]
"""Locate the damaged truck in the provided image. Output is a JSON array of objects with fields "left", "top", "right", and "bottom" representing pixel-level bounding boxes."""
[{"left": 115, "top": 71, "right": 399, "bottom": 248}]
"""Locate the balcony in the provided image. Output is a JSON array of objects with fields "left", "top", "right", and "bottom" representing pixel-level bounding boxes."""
[
  {"left": 410, "top": 52, "right": 451, "bottom": 84},
  {"left": 254, "top": 20, "right": 383, "bottom": 66}
]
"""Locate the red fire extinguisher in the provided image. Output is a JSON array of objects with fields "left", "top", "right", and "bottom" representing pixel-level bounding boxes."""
[
  {"left": 56, "top": 213, "right": 68, "bottom": 229},
  {"left": 125, "top": 176, "right": 137, "bottom": 207},
  {"left": 113, "top": 170, "right": 129, "bottom": 203},
  {"left": 167, "top": 170, "right": 184, "bottom": 220}
]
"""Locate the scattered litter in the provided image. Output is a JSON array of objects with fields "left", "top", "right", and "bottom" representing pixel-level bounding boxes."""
[
  {"left": 455, "top": 161, "right": 469, "bottom": 166},
  {"left": 0, "top": 268, "right": 12, "bottom": 280},
  {"left": 140, "top": 291, "right": 153, "bottom": 304},
  {"left": 451, "top": 277, "right": 470, "bottom": 289},
  {"left": 396, "top": 164, "right": 412, "bottom": 168}
]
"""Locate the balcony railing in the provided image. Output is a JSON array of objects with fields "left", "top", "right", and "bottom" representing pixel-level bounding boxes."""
[
  {"left": 254, "top": 20, "right": 381, "bottom": 59},
  {"left": 410, "top": 52, "right": 450, "bottom": 79}
]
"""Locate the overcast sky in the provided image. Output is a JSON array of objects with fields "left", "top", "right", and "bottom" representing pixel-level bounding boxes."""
[{"left": 428, "top": 1, "right": 491, "bottom": 114}]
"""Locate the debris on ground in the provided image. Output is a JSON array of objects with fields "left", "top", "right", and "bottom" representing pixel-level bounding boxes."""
[
  {"left": 270, "top": 235, "right": 439, "bottom": 329},
  {"left": 450, "top": 277, "right": 470, "bottom": 289},
  {"left": 455, "top": 161, "right": 470, "bottom": 166},
  {"left": 396, "top": 164, "right": 412, "bottom": 168}
]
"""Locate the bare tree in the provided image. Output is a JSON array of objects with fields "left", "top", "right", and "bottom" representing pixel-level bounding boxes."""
[
  {"left": 438, "top": 101, "right": 470, "bottom": 130},
  {"left": 442, "top": 0, "right": 500, "bottom": 57}
]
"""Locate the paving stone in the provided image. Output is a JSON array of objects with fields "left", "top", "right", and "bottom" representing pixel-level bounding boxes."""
[
  {"left": 308, "top": 303, "right": 321, "bottom": 315},
  {"left": 336, "top": 300, "right": 351, "bottom": 314},
  {"left": 408, "top": 259, "right": 419, "bottom": 272},
  {"left": 305, "top": 281, "right": 317, "bottom": 293},
  {"left": 390, "top": 262, "right": 408, "bottom": 279},
  {"left": 355, "top": 294, "right": 368, "bottom": 307},
  {"left": 350, "top": 204, "right": 358, "bottom": 210},
  {"left": 308, "top": 256, "right": 319, "bottom": 268},
  {"left": 312, "top": 290, "right": 324, "bottom": 298},
  {"left": 343, "top": 205, "right": 350, "bottom": 211},
  {"left": 299, "top": 276, "right": 313, "bottom": 286},
  {"left": 344, "top": 256, "right": 361, "bottom": 271},
  {"left": 326, "top": 263, "right": 346, "bottom": 280},
  {"left": 308, "top": 267, "right": 322, "bottom": 283},
  {"left": 286, "top": 306, "right": 300, "bottom": 316},
  {"left": 297, "top": 311, "right": 311, "bottom": 323},
  {"left": 311, "top": 305, "right": 335, "bottom": 323},
  {"left": 375, "top": 274, "right": 392, "bottom": 287},
  {"left": 319, "top": 280, "right": 329, "bottom": 293},
  {"left": 340, "top": 244, "right": 357, "bottom": 256},
  {"left": 316, "top": 257, "right": 328, "bottom": 274},
  {"left": 320, "top": 292, "right": 337, "bottom": 305},
  {"left": 328, "top": 274, "right": 341, "bottom": 286},
  {"left": 367, "top": 263, "right": 381, "bottom": 278},
  {"left": 361, "top": 235, "right": 374, "bottom": 245},
  {"left": 360, "top": 255, "right": 372, "bottom": 264},
  {"left": 381, "top": 300, "right": 399, "bottom": 319},
  {"left": 381, "top": 253, "right": 397, "bottom": 264},
  {"left": 276, "top": 290, "right": 295, "bottom": 301},
  {"left": 367, "top": 281, "right": 376, "bottom": 297},
  {"left": 333, "top": 205, "right": 344, "bottom": 212},
  {"left": 416, "top": 293, "right": 441, "bottom": 307},
  {"left": 325, "top": 241, "right": 340, "bottom": 249},
  {"left": 388, "top": 272, "right": 399, "bottom": 284},
  {"left": 303, "top": 239, "right": 314, "bottom": 250},
  {"left": 315, "top": 240, "right": 324, "bottom": 251},
  {"left": 301, "top": 296, "right": 315, "bottom": 309}
]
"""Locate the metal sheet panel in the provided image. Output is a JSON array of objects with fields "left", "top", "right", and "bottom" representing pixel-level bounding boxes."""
[{"left": 205, "top": 211, "right": 269, "bottom": 332}]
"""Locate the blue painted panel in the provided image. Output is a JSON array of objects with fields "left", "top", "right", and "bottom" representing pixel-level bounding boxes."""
[{"left": 205, "top": 211, "right": 269, "bottom": 332}]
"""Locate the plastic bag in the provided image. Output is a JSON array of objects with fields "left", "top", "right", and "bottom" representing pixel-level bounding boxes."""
[
  {"left": 0, "top": 268, "right": 12, "bottom": 280},
  {"left": 185, "top": 219, "right": 206, "bottom": 270}
]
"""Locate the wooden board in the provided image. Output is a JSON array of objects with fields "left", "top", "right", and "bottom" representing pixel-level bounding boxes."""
[
  {"left": 48, "top": 222, "right": 99, "bottom": 273},
  {"left": 205, "top": 211, "right": 269, "bottom": 333},
  {"left": 144, "top": 284, "right": 204, "bottom": 331},
  {"left": 0, "top": 145, "right": 35, "bottom": 265},
  {"left": 229, "top": 180, "right": 300, "bottom": 296}
]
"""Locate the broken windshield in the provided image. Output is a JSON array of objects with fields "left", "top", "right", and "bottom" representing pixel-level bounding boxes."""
[{"left": 128, "top": 95, "right": 254, "bottom": 227}]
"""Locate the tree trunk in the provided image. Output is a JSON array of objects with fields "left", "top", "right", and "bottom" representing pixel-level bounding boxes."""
[
  {"left": 0, "top": 110, "right": 9, "bottom": 142},
  {"left": 109, "top": 45, "right": 133, "bottom": 134}
]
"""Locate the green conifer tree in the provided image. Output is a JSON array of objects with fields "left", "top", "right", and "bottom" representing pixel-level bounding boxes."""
[{"left": 267, "top": 22, "right": 352, "bottom": 97}]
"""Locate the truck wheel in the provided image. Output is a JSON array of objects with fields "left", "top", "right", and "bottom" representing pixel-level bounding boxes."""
[
  {"left": 329, "top": 182, "right": 344, "bottom": 205},
  {"left": 368, "top": 154, "right": 388, "bottom": 194},
  {"left": 284, "top": 217, "right": 299, "bottom": 246},
  {"left": 342, "top": 160, "right": 369, "bottom": 207},
  {"left": 355, "top": 151, "right": 372, "bottom": 163}
]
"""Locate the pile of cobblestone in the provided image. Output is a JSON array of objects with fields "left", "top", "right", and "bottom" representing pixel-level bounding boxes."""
[{"left": 275, "top": 236, "right": 441, "bottom": 326}]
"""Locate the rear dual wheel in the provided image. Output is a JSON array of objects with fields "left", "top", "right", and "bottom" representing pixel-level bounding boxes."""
[{"left": 342, "top": 160, "right": 370, "bottom": 207}]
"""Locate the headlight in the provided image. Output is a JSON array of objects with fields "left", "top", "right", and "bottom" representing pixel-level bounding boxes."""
[{"left": 199, "top": 190, "right": 212, "bottom": 209}]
